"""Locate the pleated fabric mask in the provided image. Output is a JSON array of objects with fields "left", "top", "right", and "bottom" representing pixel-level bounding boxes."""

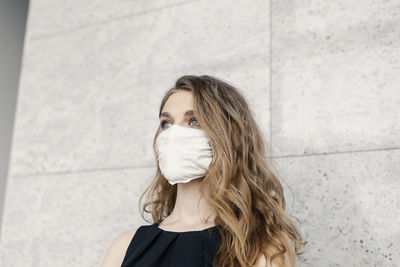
[{"left": 155, "top": 124, "right": 213, "bottom": 185}]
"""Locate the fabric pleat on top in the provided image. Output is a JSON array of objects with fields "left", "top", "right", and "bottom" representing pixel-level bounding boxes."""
[{"left": 121, "top": 223, "right": 221, "bottom": 267}]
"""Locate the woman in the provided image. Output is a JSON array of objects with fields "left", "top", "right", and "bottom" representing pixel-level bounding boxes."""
[{"left": 102, "top": 75, "right": 307, "bottom": 267}]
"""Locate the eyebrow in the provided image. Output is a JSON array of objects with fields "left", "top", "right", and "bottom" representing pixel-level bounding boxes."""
[{"left": 159, "top": 110, "right": 194, "bottom": 119}]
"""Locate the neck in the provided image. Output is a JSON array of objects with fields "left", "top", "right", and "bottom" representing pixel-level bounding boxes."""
[{"left": 168, "top": 177, "right": 217, "bottom": 226}]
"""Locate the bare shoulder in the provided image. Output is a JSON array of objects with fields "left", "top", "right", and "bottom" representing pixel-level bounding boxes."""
[
  {"left": 101, "top": 227, "right": 138, "bottom": 267},
  {"left": 254, "top": 232, "right": 296, "bottom": 267}
]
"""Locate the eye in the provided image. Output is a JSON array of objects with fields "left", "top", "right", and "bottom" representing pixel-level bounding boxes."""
[
  {"left": 189, "top": 117, "right": 200, "bottom": 127},
  {"left": 160, "top": 117, "right": 200, "bottom": 129},
  {"left": 160, "top": 120, "right": 172, "bottom": 129}
]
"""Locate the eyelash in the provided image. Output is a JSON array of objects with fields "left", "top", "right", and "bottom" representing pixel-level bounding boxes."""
[{"left": 160, "top": 117, "right": 199, "bottom": 128}]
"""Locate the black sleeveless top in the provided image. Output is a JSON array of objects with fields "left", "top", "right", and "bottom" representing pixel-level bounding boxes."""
[{"left": 121, "top": 223, "right": 221, "bottom": 267}]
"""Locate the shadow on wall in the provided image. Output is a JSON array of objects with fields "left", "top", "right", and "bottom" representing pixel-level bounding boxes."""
[{"left": 0, "top": 0, "right": 30, "bottom": 240}]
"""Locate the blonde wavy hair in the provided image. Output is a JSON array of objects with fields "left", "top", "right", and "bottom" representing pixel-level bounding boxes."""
[{"left": 139, "top": 75, "right": 307, "bottom": 266}]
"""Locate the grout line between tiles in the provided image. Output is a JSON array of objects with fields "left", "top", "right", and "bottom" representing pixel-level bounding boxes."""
[
  {"left": 272, "top": 146, "right": 400, "bottom": 159},
  {"left": 30, "top": 0, "right": 201, "bottom": 41},
  {"left": 268, "top": 0, "right": 273, "bottom": 157},
  {"left": 11, "top": 164, "right": 155, "bottom": 178},
  {"left": 11, "top": 147, "right": 400, "bottom": 178}
]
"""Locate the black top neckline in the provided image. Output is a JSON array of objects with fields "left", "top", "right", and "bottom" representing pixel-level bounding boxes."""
[
  {"left": 153, "top": 223, "right": 218, "bottom": 234},
  {"left": 121, "top": 222, "right": 222, "bottom": 266}
]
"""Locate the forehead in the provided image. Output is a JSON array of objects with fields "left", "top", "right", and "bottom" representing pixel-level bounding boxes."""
[{"left": 160, "top": 91, "right": 194, "bottom": 118}]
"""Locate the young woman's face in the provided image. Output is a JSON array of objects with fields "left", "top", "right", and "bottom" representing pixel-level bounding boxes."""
[{"left": 159, "top": 90, "right": 201, "bottom": 131}]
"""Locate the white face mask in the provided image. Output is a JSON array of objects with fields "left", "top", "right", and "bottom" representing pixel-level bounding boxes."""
[{"left": 155, "top": 124, "right": 213, "bottom": 185}]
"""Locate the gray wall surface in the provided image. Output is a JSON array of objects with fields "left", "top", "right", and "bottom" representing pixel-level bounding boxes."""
[
  {"left": 0, "top": 0, "right": 29, "bottom": 241},
  {"left": 0, "top": 0, "right": 399, "bottom": 266}
]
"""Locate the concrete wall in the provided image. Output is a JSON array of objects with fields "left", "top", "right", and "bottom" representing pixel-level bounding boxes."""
[{"left": 0, "top": 0, "right": 399, "bottom": 266}]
